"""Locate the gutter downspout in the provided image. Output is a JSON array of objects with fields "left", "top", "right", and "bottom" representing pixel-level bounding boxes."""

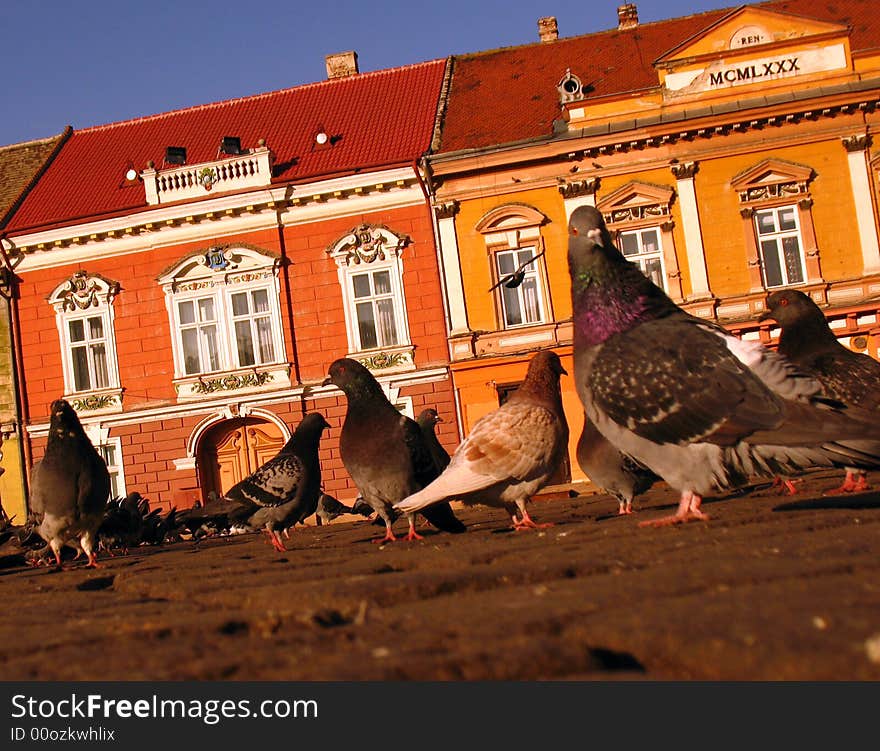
[{"left": 0, "top": 235, "right": 31, "bottom": 508}]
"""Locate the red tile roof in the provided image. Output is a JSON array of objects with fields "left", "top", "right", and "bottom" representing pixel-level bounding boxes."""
[
  {"left": 438, "top": 0, "right": 880, "bottom": 154},
  {"left": 8, "top": 60, "right": 447, "bottom": 234}
]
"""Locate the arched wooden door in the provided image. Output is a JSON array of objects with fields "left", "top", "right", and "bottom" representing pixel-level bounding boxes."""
[{"left": 198, "top": 417, "right": 286, "bottom": 500}]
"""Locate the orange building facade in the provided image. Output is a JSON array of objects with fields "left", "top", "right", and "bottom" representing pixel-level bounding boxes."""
[{"left": 427, "top": 1, "right": 880, "bottom": 484}]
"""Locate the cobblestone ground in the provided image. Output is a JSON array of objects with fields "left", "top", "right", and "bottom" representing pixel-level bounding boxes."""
[{"left": 2, "top": 467, "right": 879, "bottom": 681}]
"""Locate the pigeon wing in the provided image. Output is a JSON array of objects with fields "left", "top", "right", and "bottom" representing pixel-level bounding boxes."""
[
  {"left": 226, "top": 455, "right": 305, "bottom": 508},
  {"left": 807, "top": 350, "right": 880, "bottom": 410},
  {"left": 590, "top": 317, "right": 785, "bottom": 447}
]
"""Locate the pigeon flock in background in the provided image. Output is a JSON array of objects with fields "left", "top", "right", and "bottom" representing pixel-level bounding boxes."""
[
  {"left": 566, "top": 205, "right": 880, "bottom": 527},
  {"left": 6, "top": 209, "right": 880, "bottom": 572}
]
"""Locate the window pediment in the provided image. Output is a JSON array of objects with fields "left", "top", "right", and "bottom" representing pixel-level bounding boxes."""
[
  {"left": 596, "top": 182, "right": 674, "bottom": 225},
  {"left": 475, "top": 204, "right": 547, "bottom": 234},
  {"left": 327, "top": 224, "right": 410, "bottom": 268},
  {"left": 49, "top": 271, "right": 120, "bottom": 313},
  {"left": 731, "top": 159, "right": 813, "bottom": 204},
  {"left": 157, "top": 244, "right": 279, "bottom": 292}
]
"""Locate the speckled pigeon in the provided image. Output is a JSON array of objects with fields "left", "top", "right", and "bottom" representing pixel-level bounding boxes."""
[
  {"left": 323, "top": 358, "right": 466, "bottom": 543},
  {"left": 566, "top": 205, "right": 880, "bottom": 527},
  {"left": 417, "top": 408, "right": 451, "bottom": 473},
  {"left": 760, "top": 288, "right": 880, "bottom": 494},
  {"left": 29, "top": 399, "right": 111, "bottom": 568},
  {"left": 222, "top": 412, "right": 329, "bottom": 551},
  {"left": 577, "top": 414, "right": 658, "bottom": 515},
  {"left": 396, "top": 350, "right": 569, "bottom": 530}
]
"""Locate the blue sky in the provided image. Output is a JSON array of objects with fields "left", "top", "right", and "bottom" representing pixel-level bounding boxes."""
[{"left": 1, "top": 0, "right": 737, "bottom": 148}]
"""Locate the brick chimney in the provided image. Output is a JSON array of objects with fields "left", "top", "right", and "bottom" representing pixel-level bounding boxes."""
[
  {"left": 617, "top": 3, "right": 639, "bottom": 30},
  {"left": 325, "top": 51, "right": 359, "bottom": 79},
  {"left": 538, "top": 16, "right": 558, "bottom": 43}
]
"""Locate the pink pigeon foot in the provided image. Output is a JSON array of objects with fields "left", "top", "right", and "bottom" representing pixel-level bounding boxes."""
[
  {"left": 638, "top": 491, "right": 709, "bottom": 528},
  {"left": 263, "top": 528, "right": 286, "bottom": 552},
  {"left": 372, "top": 524, "right": 398, "bottom": 544},
  {"left": 512, "top": 508, "right": 553, "bottom": 531},
  {"left": 824, "top": 471, "right": 870, "bottom": 496},
  {"left": 771, "top": 476, "right": 799, "bottom": 496}
]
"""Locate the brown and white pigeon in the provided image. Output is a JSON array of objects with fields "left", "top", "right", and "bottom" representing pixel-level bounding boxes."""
[
  {"left": 576, "top": 415, "right": 658, "bottom": 516},
  {"left": 416, "top": 408, "right": 451, "bottom": 473},
  {"left": 396, "top": 350, "right": 569, "bottom": 530},
  {"left": 566, "top": 205, "right": 880, "bottom": 527},
  {"left": 29, "top": 399, "right": 111, "bottom": 568},
  {"left": 759, "top": 288, "right": 880, "bottom": 494},
  {"left": 323, "top": 358, "right": 466, "bottom": 543}
]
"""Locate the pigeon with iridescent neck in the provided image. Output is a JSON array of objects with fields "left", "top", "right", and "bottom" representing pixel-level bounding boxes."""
[{"left": 567, "top": 205, "right": 880, "bottom": 527}]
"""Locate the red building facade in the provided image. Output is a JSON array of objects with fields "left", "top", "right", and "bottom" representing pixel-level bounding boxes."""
[{"left": 3, "top": 59, "right": 459, "bottom": 511}]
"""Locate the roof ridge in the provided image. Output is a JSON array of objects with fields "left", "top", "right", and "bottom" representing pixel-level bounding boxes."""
[
  {"left": 452, "top": 4, "right": 738, "bottom": 62},
  {"left": 76, "top": 58, "right": 447, "bottom": 136},
  {"left": 0, "top": 130, "right": 68, "bottom": 152}
]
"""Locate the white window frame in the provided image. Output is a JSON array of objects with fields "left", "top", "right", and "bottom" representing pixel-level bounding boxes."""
[
  {"left": 474, "top": 204, "right": 553, "bottom": 332},
  {"left": 347, "top": 265, "right": 404, "bottom": 351},
  {"left": 158, "top": 245, "right": 290, "bottom": 398},
  {"left": 327, "top": 224, "right": 415, "bottom": 373},
  {"left": 754, "top": 205, "right": 807, "bottom": 288},
  {"left": 618, "top": 227, "right": 668, "bottom": 291},
  {"left": 98, "top": 438, "right": 127, "bottom": 500},
  {"left": 495, "top": 245, "right": 548, "bottom": 328},
  {"left": 83, "top": 424, "right": 125, "bottom": 501},
  {"left": 49, "top": 272, "right": 122, "bottom": 413},
  {"left": 160, "top": 246, "right": 285, "bottom": 379}
]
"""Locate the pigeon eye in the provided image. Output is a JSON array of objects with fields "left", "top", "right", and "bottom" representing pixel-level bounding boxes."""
[
  {"left": 571, "top": 228, "right": 579, "bottom": 236},
  {"left": 780, "top": 299, "right": 789, "bottom": 306}
]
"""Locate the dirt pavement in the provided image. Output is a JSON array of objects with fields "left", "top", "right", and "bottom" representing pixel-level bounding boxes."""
[{"left": 1, "top": 467, "right": 879, "bottom": 681}]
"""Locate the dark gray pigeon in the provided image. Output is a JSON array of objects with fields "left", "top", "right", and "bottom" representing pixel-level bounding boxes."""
[
  {"left": 760, "top": 288, "right": 880, "bottom": 494},
  {"left": 324, "top": 358, "right": 466, "bottom": 543},
  {"left": 225, "top": 412, "right": 330, "bottom": 551},
  {"left": 29, "top": 399, "right": 111, "bottom": 568},
  {"left": 315, "top": 493, "right": 352, "bottom": 525},
  {"left": 566, "top": 205, "right": 880, "bottom": 527},
  {"left": 416, "top": 408, "right": 451, "bottom": 473},
  {"left": 396, "top": 350, "right": 569, "bottom": 530},
  {"left": 576, "top": 414, "right": 658, "bottom": 515}
]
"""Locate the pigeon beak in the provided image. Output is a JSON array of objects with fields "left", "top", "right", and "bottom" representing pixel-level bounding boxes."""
[
  {"left": 757, "top": 310, "right": 772, "bottom": 322},
  {"left": 586, "top": 227, "right": 604, "bottom": 247},
  {"left": 321, "top": 376, "right": 332, "bottom": 387}
]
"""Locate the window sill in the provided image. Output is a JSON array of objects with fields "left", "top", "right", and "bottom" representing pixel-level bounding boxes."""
[
  {"left": 174, "top": 364, "right": 292, "bottom": 401},
  {"left": 65, "top": 388, "right": 124, "bottom": 416},
  {"left": 349, "top": 344, "right": 416, "bottom": 374},
  {"left": 450, "top": 321, "right": 572, "bottom": 361}
]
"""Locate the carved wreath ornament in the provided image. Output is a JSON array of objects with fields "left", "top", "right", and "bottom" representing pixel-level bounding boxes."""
[{"left": 198, "top": 167, "right": 217, "bottom": 190}]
